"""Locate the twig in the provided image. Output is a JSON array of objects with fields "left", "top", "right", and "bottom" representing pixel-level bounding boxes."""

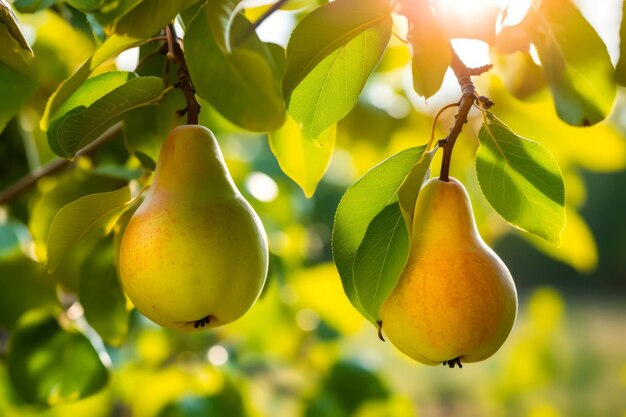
[
  {"left": 0, "top": 123, "right": 124, "bottom": 205},
  {"left": 235, "top": 0, "right": 290, "bottom": 46},
  {"left": 135, "top": 42, "right": 168, "bottom": 72},
  {"left": 438, "top": 48, "right": 479, "bottom": 182},
  {"left": 165, "top": 24, "right": 200, "bottom": 124}
]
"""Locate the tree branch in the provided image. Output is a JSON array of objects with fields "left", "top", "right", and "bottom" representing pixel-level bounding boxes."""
[
  {"left": 438, "top": 48, "right": 479, "bottom": 182},
  {"left": 0, "top": 123, "right": 124, "bottom": 205},
  {"left": 166, "top": 24, "right": 200, "bottom": 124}
]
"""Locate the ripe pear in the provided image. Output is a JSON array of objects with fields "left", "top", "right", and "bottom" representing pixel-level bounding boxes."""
[
  {"left": 119, "top": 125, "right": 268, "bottom": 331},
  {"left": 380, "top": 177, "right": 517, "bottom": 367}
]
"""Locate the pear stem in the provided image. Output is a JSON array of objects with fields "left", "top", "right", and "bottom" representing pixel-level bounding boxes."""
[
  {"left": 438, "top": 48, "right": 491, "bottom": 182},
  {"left": 165, "top": 24, "right": 201, "bottom": 125}
]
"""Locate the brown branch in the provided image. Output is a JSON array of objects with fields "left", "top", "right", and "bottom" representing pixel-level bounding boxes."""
[
  {"left": 165, "top": 24, "right": 200, "bottom": 124},
  {"left": 438, "top": 48, "right": 479, "bottom": 182},
  {"left": 0, "top": 123, "right": 124, "bottom": 205}
]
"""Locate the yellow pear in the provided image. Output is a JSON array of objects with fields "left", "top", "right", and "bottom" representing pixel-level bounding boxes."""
[
  {"left": 380, "top": 177, "right": 517, "bottom": 367},
  {"left": 119, "top": 125, "right": 268, "bottom": 331}
]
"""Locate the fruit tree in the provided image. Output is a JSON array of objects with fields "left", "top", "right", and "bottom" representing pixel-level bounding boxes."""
[{"left": 0, "top": 0, "right": 625, "bottom": 416}]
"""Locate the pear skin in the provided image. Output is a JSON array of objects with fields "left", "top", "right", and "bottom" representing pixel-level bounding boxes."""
[
  {"left": 380, "top": 177, "right": 517, "bottom": 366},
  {"left": 119, "top": 125, "right": 268, "bottom": 331}
]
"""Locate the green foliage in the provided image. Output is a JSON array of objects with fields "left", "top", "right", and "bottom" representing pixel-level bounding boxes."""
[
  {"left": 41, "top": 34, "right": 146, "bottom": 129},
  {"left": 268, "top": 116, "right": 336, "bottom": 197},
  {"left": 477, "top": 113, "right": 565, "bottom": 245},
  {"left": 0, "top": 224, "right": 58, "bottom": 329},
  {"left": 0, "top": 0, "right": 34, "bottom": 53},
  {"left": 46, "top": 187, "right": 132, "bottom": 273},
  {"left": 284, "top": 0, "right": 392, "bottom": 138},
  {"left": 0, "top": 62, "right": 37, "bottom": 131},
  {"left": 397, "top": 145, "right": 438, "bottom": 228},
  {"left": 7, "top": 315, "right": 109, "bottom": 405},
  {"left": 307, "top": 361, "right": 389, "bottom": 416},
  {"left": 13, "top": 0, "right": 59, "bottom": 13},
  {"left": 29, "top": 169, "right": 127, "bottom": 290},
  {"left": 617, "top": 0, "right": 626, "bottom": 86},
  {"left": 158, "top": 383, "right": 246, "bottom": 417},
  {"left": 185, "top": 6, "right": 285, "bottom": 131},
  {"left": 403, "top": 1, "right": 450, "bottom": 98},
  {"left": 332, "top": 146, "right": 425, "bottom": 323},
  {"left": 79, "top": 237, "right": 129, "bottom": 346},
  {"left": 527, "top": 0, "right": 616, "bottom": 126},
  {"left": 48, "top": 75, "right": 165, "bottom": 158},
  {"left": 205, "top": 0, "right": 242, "bottom": 52},
  {"left": 110, "top": 0, "right": 198, "bottom": 38},
  {"left": 352, "top": 203, "right": 409, "bottom": 323},
  {"left": 65, "top": 0, "right": 104, "bottom": 12},
  {"left": 0, "top": 0, "right": 624, "bottom": 414}
]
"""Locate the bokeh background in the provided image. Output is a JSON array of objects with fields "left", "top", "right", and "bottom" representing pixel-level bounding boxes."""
[{"left": 1, "top": 0, "right": 626, "bottom": 416}]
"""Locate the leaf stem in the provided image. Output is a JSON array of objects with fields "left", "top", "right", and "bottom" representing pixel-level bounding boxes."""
[
  {"left": 165, "top": 24, "right": 200, "bottom": 125},
  {"left": 428, "top": 101, "right": 460, "bottom": 151}
]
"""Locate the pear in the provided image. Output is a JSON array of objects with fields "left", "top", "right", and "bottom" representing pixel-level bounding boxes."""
[
  {"left": 119, "top": 125, "right": 268, "bottom": 331},
  {"left": 380, "top": 177, "right": 517, "bottom": 367}
]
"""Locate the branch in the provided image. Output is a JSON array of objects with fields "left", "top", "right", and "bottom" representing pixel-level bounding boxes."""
[
  {"left": 0, "top": 123, "right": 124, "bottom": 205},
  {"left": 438, "top": 48, "right": 479, "bottom": 182},
  {"left": 235, "top": 0, "right": 290, "bottom": 46},
  {"left": 166, "top": 24, "right": 200, "bottom": 124}
]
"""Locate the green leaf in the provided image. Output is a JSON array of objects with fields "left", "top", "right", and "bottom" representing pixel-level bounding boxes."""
[
  {"left": 477, "top": 113, "right": 565, "bottom": 244},
  {"left": 48, "top": 76, "right": 165, "bottom": 158},
  {"left": 7, "top": 316, "right": 108, "bottom": 405},
  {"left": 186, "top": 7, "right": 285, "bottom": 131},
  {"left": 0, "top": 230, "right": 58, "bottom": 329},
  {"left": 282, "top": 0, "right": 392, "bottom": 99},
  {"left": 0, "top": 62, "right": 37, "bottom": 132},
  {"left": 65, "top": 0, "right": 103, "bottom": 11},
  {"left": 13, "top": 0, "right": 58, "bottom": 13},
  {"left": 531, "top": 0, "right": 616, "bottom": 126},
  {"left": 493, "top": 51, "right": 546, "bottom": 101},
  {"left": 396, "top": 145, "right": 438, "bottom": 229},
  {"left": 0, "top": 0, "right": 33, "bottom": 53},
  {"left": 352, "top": 203, "right": 409, "bottom": 323},
  {"left": 50, "top": 71, "right": 136, "bottom": 124},
  {"left": 269, "top": 116, "right": 336, "bottom": 198},
  {"left": 46, "top": 187, "right": 132, "bottom": 274},
  {"left": 288, "top": 19, "right": 392, "bottom": 139},
  {"left": 124, "top": 89, "right": 186, "bottom": 163},
  {"left": 402, "top": 1, "right": 450, "bottom": 98},
  {"left": 28, "top": 169, "right": 126, "bottom": 291},
  {"left": 494, "top": 21, "right": 533, "bottom": 54},
  {"left": 79, "top": 238, "right": 129, "bottom": 347},
  {"left": 41, "top": 34, "right": 146, "bottom": 130},
  {"left": 111, "top": 0, "right": 199, "bottom": 38},
  {"left": 616, "top": 0, "right": 626, "bottom": 86},
  {"left": 205, "top": 0, "right": 241, "bottom": 52},
  {"left": 332, "top": 146, "right": 425, "bottom": 318},
  {"left": 158, "top": 384, "right": 246, "bottom": 417},
  {"left": 320, "top": 361, "right": 388, "bottom": 415}
]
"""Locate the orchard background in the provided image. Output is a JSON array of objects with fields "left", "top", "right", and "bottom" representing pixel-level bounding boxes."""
[{"left": 0, "top": 0, "right": 626, "bottom": 416}]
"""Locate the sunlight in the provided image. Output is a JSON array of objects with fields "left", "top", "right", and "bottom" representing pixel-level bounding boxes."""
[
  {"left": 245, "top": 171, "right": 279, "bottom": 202},
  {"left": 433, "top": 0, "right": 500, "bottom": 20},
  {"left": 115, "top": 47, "right": 139, "bottom": 72},
  {"left": 207, "top": 345, "right": 229, "bottom": 366}
]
